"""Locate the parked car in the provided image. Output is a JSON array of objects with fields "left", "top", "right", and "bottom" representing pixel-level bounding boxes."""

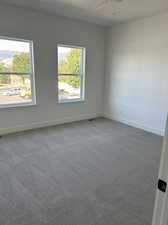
[{"left": 3, "top": 87, "right": 23, "bottom": 96}]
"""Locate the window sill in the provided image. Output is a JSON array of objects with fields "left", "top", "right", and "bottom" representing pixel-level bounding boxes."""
[
  {"left": 58, "top": 99, "right": 85, "bottom": 104},
  {"left": 0, "top": 102, "right": 37, "bottom": 110}
]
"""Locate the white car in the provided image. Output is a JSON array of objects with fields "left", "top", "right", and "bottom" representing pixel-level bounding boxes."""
[{"left": 3, "top": 87, "right": 23, "bottom": 96}]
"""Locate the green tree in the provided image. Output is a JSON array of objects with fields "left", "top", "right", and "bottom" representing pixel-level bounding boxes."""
[
  {"left": 13, "top": 53, "right": 30, "bottom": 83},
  {"left": 0, "top": 53, "right": 30, "bottom": 86},
  {"left": 0, "top": 65, "right": 10, "bottom": 84},
  {"left": 58, "top": 49, "right": 81, "bottom": 88}
]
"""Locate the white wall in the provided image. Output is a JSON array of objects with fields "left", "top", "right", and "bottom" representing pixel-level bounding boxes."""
[
  {"left": 104, "top": 13, "right": 168, "bottom": 136},
  {"left": 0, "top": 4, "right": 105, "bottom": 134},
  {"left": 1, "top": 4, "right": 167, "bottom": 136}
]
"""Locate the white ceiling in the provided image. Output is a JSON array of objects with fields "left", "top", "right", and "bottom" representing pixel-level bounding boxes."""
[{"left": 1, "top": 0, "right": 168, "bottom": 26}]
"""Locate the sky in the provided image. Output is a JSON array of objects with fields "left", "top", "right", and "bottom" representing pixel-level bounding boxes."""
[
  {"left": 58, "top": 46, "right": 71, "bottom": 54},
  {"left": 58, "top": 46, "right": 72, "bottom": 61},
  {"left": 0, "top": 39, "right": 30, "bottom": 52}
]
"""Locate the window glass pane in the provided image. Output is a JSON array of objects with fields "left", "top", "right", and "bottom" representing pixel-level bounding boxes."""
[
  {"left": 0, "top": 38, "right": 31, "bottom": 73},
  {"left": 58, "top": 75, "right": 81, "bottom": 101},
  {"left": 58, "top": 46, "right": 82, "bottom": 74},
  {"left": 0, "top": 74, "right": 32, "bottom": 105}
]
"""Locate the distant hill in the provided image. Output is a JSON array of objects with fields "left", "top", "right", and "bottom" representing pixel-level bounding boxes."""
[{"left": 0, "top": 50, "right": 20, "bottom": 60}]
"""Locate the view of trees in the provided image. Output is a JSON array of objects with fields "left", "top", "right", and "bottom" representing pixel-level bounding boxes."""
[
  {"left": 58, "top": 48, "right": 81, "bottom": 88},
  {"left": 0, "top": 52, "right": 30, "bottom": 85},
  {"left": 13, "top": 53, "right": 30, "bottom": 83},
  {"left": 0, "top": 48, "right": 81, "bottom": 89},
  {"left": 0, "top": 64, "right": 10, "bottom": 84}
]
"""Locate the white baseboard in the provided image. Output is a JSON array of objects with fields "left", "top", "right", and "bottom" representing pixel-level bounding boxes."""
[
  {"left": 0, "top": 112, "right": 102, "bottom": 135},
  {"left": 1, "top": 112, "right": 163, "bottom": 137},
  {"left": 103, "top": 113, "right": 164, "bottom": 136}
]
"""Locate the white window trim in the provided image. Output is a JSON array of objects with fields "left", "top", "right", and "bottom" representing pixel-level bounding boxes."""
[
  {"left": 0, "top": 36, "right": 36, "bottom": 109},
  {"left": 57, "top": 44, "right": 86, "bottom": 103}
]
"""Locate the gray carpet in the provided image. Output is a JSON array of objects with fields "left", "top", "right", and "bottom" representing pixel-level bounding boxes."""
[{"left": 0, "top": 118, "right": 162, "bottom": 225}]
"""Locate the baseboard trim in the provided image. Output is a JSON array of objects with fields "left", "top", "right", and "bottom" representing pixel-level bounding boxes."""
[
  {"left": 0, "top": 112, "right": 102, "bottom": 135},
  {"left": 103, "top": 113, "right": 164, "bottom": 136}
]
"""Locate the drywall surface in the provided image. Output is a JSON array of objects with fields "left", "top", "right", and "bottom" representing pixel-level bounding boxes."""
[
  {"left": 104, "top": 13, "right": 168, "bottom": 135},
  {"left": 0, "top": 4, "right": 105, "bottom": 134}
]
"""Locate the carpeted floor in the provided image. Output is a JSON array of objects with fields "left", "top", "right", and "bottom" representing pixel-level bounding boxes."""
[{"left": 0, "top": 118, "right": 162, "bottom": 225}]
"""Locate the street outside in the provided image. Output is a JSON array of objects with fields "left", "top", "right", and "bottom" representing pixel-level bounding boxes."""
[
  {"left": 0, "top": 85, "right": 32, "bottom": 105},
  {"left": 58, "top": 81, "right": 80, "bottom": 100}
]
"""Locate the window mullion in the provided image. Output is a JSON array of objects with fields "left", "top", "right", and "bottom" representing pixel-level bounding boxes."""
[
  {"left": 0, "top": 72, "right": 31, "bottom": 75},
  {"left": 58, "top": 73, "right": 82, "bottom": 76}
]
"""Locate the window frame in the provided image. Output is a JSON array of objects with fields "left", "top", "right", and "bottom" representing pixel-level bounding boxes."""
[
  {"left": 57, "top": 44, "right": 86, "bottom": 103},
  {"left": 0, "top": 36, "right": 36, "bottom": 109}
]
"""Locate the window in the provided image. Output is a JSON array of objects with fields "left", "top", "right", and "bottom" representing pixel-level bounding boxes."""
[
  {"left": 57, "top": 45, "right": 85, "bottom": 103},
  {"left": 0, "top": 37, "right": 36, "bottom": 108}
]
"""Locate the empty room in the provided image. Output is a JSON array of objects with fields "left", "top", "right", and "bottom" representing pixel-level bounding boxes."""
[{"left": 0, "top": 0, "right": 168, "bottom": 224}]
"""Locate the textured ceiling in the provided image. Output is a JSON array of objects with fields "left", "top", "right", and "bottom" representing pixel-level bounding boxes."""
[{"left": 1, "top": 0, "right": 168, "bottom": 26}]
